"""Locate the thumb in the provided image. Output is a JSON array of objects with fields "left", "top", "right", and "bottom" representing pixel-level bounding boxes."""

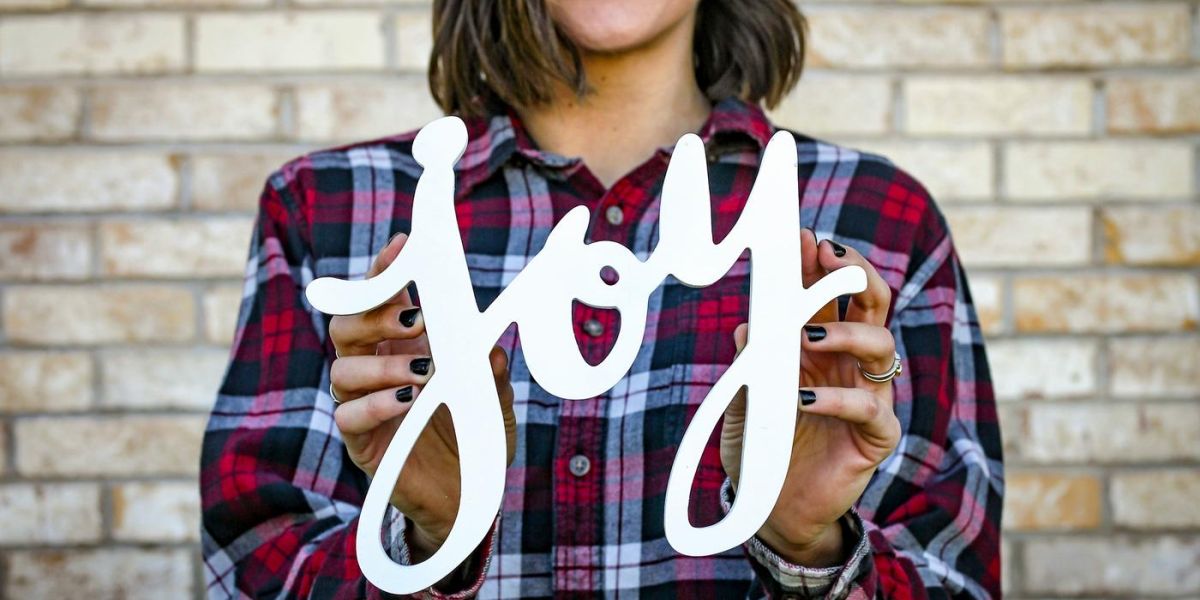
[
  {"left": 368, "top": 232, "right": 413, "bottom": 305},
  {"left": 491, "top": 345, "right": 518, "bottom": 465},
  {"left": 725, "top": 323, "right": 749, "bottom": 421},
  {"left": 369, "top": 232, "right": 408, "bottom": 277}
]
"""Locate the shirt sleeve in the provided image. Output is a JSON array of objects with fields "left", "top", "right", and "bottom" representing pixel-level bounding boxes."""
[
  {"left": 199, "top": 171, "right": 497, "bottom": 599},
  {"left": 738, "top": 202, "right": 1003, "bottom": 599}
]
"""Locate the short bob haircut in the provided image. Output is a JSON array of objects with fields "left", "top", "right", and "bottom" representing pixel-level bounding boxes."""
[{"left": 429, "top": 0, "right": 807, "bottom": 117}]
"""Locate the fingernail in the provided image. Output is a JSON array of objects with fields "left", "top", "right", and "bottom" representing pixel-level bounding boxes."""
[
  {"left": 388, "top": 232, "right": 405, "bottom": 245},
  {"left": 804, "top": 325, "right": 827, "bottom": 342},
  {"left": 399, "top": 307, "right": 421, "bottom": 328},
  {"left": 799, "top": 389, "right": 817, "bottom": 406},
  {"left": 409, "top": 357, "right": 431, "bottom": 376},
  {"left": 396, "top": 386, "right": 414, "bottom": 403},
  {"left": 828, "top": 241, "right": 847, "bottom": 257}
]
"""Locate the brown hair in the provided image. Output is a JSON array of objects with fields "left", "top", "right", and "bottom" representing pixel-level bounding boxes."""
[{"left": 428, "top": 0, "right": 807, "bottom": 117}]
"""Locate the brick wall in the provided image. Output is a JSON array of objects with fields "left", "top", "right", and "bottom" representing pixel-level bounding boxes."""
[{"left": 0, "top": 0, "right": 1195, "bottom": 597}]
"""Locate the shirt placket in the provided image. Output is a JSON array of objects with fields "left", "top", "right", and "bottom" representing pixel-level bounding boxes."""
[{"left": 550, "top": 168, "right": 645, "bottom": 594}]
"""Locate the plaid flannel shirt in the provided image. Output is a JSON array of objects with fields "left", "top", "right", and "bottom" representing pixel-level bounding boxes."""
[{"left": 201, "top": 98, "right": 1002, "bottom": 599}]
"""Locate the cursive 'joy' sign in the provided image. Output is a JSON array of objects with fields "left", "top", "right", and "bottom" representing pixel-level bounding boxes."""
[{"left": 305, "top": 117, "right": 867, "bottom": 594}]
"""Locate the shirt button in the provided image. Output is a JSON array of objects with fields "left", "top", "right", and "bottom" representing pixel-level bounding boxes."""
[
  {"left": 604, "top": 205, "right": 624, "bottom": 226},
  {"left": 568, "top": 454, "right": 591, "bottom": 477},
  {"left": 582, "top": 318, "right": 604, "bottom": 337}
]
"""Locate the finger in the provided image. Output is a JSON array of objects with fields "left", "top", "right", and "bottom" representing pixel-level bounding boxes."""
[
  {"left": 331, "top": 353, "right": 433, "bottom": 401},
  {"left": 802, "top": 322, "right": 896, "bottom": 375},
  {"left": 801, "top": 229, "right": 840, "bottom": 323},
  {"left": 329, "top": 303, "right": 426, "bottom": 357},
  {"left": 798, "top": 387, "right": 899, "bottom": 444},
  {"left": 733, "top": 323, "right": 748, "bottom": 355},
  {"left": 817, "top": 239, "right": 891, "bottom": 326},
  {"left": 335, "top": 385, "right": 419, "bottom": 436},
  {"left": 800, "top": 228, "right": 822, "bottom": 289}
]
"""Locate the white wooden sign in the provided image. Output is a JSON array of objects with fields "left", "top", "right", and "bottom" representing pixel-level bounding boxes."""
[{"left": 305, "top": 116, "right": 867, "bottom": 594}]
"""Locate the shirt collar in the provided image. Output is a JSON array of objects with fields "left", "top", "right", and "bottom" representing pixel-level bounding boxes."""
[{"left": 453, "top": 97, "right": 775, "bottom": 190}]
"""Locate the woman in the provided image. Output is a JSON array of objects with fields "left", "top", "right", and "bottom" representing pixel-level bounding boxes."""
[{"left": 200, "top": 0, "right": 1002, "bottom": 598}]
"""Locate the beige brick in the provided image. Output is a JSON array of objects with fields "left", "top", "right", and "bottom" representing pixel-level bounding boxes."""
[
  {"left": 89, "top": 84, "right": 278, "bottom": 141},
  {"left": 1023, "top": 536, "right": 1200, "bottom": 595},
  {"left": 806, "top": 9, "right": 989, "bottom": 68},
  {"left": 394, "top": 8, "right": 433, "bottom": 71},
  {"left": 967, "top": 275, "right": 1003, "bottom": 335},
  {"left": 1004, "top": 472, "right": 1102, "bottom": 531},
  {"left": 997, "top": 404, "right": 1024, "bottom": 463},
  {"left": 0, "top": 483, "right": 102, "bottom": 544},
  {"left": 296, "top": 0, "right": 428, "bottom": 4},
  {"left": 1108, "top": 76, "right": 1200, "bottom": 134},
  {"left": 204, "top": 285, "right": 243, "bottom": 345},
  {"left": 85, "top": 0, "right": 266, "bottom": 5},
  {"left": 296, "top": 0, "right": 428, "bottom": 3},
  {"left": 945, "top": 206, "right": 1091, "bottom": 267},
  {"left": 0, "top": 222, "right": 91, "bottom": 281},
  {"left": 905, "top": 77, "right": 1091, "bottom": 136},
  {"left": 987, "top": 338, "right": 1098, "bottom": 401},
  {"left": 295, "top": 80, "right": 441, "bottom": 142},
  {"left": 1000, "top": 540, "right": 1012, "bottom": 598},
  {"left": 1010, "top": 403, "right": 1200, "bottom": 464},
  {"left": 0, "top": 15, "right": 185, "bottom": 76},
  {"left": 4, "top": 285, "right": 196, "bottom": 345},
  {"left": 196, "top": 12, "right": 385, "bottom": 72},
  {"left": 99, "top": 218, "right": 252, "bottom": 278},
  {"left": 101, "top": 349, "right": 227, "bottom": 410},
  {"left": 0, "top": 0, "right": 70, "bottom": 8},
  {"left": 1103, "top": 206, "right": 1199, "bottom": 266},
  {"left": 112, "top": 481, "right": 200, "bottom": 542},
  {"left": 192, "top": 153, "right": 292, "bottom": 212},
  {"left": 0, "top": 482, "right": 103, "bottom": 544},
  {"left": 1014, "top": 274, "right": 1197, "bottom": 334},
  {"left": 1112, "top": 470, "right": 1200, "bottom": 529},
  {"left": 1110, "top": 337, "right": 1200, "bottom": 399},
  {"left": 0, "top": 86, "right": 80, "bottom": 142},
  {"left": 768, "top": 76, "right": 892, "bottom": 137},
  {"left": 1002, "top": 5, "right": 1191, "bottom": 68},
  {"left": 853, "top": 141, "right": 992, "bottom": 201},
  {"left": 1005, "top": 142, "right": 1193, "bottom": 201},
  {"left": 0, "top": 152, "right": 177, "bottom": 213},
  {"left": 7, "top": 548, "right": 192, "bottom": 599},
  {"left": 0, "top": 352, "right": 92, "bottom": 412},
  {"left": 15, "top": 415, "right": 205, "bottom": 476}
]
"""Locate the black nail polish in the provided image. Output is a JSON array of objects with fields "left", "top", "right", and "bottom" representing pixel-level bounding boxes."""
[
  {"left": 399, "top": 307, "right": 421, "bottom": 328},
  {"left": 799, "top": 389, "right": 817, "bottom": 406},
  {"left": 828, "top": 241, "right": 847, "bottom": 257},
  {"left": 409, "top": 357, "right": 431, "bottom": 376},
  {"left": 396, "top": 386, "right": 414, "bottom": 403},
  {"left": 804, "top": 325, "right": 827, "bottom": 342}
]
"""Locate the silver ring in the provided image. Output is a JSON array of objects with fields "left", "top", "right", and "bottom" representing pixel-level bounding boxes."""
[
  {"left": 859, "top": 352, "right": 902, "bottom": 384},
  {"left": 330, "top": 382, "right": 343, "bottom": 405}
]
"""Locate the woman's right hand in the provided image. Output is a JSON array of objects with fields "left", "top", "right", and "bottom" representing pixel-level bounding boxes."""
[{"left": 328, "top": 233, "right": 517, "bottom": 555}]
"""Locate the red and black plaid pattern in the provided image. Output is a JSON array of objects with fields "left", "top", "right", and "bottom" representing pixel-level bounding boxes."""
[{"left": 200, "top": 98, "right": 1002, "bottom": 599}]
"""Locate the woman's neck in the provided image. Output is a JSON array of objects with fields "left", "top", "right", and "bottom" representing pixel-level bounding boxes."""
[{"left": 517, "top": 17, "right": 711, "bottom": 189}]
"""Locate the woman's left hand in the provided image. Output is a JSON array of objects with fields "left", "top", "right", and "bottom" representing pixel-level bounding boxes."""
[{"left": 720, "top": 228, "right": 902, "bottom": 567}]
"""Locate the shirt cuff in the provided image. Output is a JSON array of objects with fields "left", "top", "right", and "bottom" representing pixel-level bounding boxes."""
[
  {"left": 720, "top": 478, "right": 871, "bottom": 599},
  {"left": 383, "top": 505, "right": 499, "bottom": 600}
]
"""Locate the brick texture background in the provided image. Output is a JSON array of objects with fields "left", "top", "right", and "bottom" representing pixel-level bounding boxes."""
[{"left": 0, "top": 1, "right": 1196, "bottom": 598}]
